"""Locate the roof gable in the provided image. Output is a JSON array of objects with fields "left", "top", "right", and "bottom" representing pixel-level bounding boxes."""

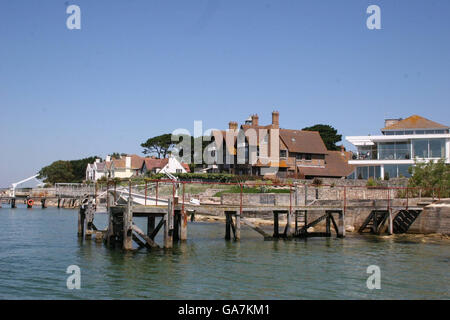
[
  {"left": 279, "top": 129, "right": 327, "bottom": 154},
  {"left": 382, "top": 115, "right": 448, "bottom": 130}
]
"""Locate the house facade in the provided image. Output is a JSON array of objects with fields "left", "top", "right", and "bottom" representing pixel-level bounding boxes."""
[
  {"left": 141, "top": 155, "right": 190, "bottom": 176},
  {"left": 346, "top": 115, "right": 450, "bottom": 179},
  {"left": 85, "top": 159, "right": 106, "bottom": 181},
  {"left": 209, "top": 111, "right": 353, "bottom": 179}
]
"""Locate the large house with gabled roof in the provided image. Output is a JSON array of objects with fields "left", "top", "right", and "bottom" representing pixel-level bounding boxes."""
[{"left": 208, "top": 111, "right": 354, "bottom": 179}]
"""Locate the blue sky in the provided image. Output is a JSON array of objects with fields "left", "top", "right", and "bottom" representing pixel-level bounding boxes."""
[{"left": 1, "top": 0, "right": 449, "bottom": 186}]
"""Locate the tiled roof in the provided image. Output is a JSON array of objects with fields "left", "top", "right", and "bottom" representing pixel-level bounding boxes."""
[
  {"left": 212, "top": 127, "right": 328, "bottom": 155},
  {"left": 279, "top": 129, "right": 327, "bottom": 154},
  {"left": 382, "top": 115, "right": 448, "bottom": 130},
  {"left": 143, "top": 158, "right": 169, "bottom": 171},
  {"left": 297, "top": 151, "right": 354, "bottom": 178}
]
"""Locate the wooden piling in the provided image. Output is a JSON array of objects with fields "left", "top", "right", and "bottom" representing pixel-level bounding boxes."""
[
  {"left": 235, "top": 212, "right": 241, "bottom": 241},
  {"left": 180, "top": 210, "right": 188, "bottom": 241},
  {"left": 123, "top": 201, "right": 133, "bottom": 250},
  {"left": 164, "top": 199, "right": 173, "bottom": 249},
  {"left": 173, "top": 209, "right": 181, "bottom": 242},
  {"left": 286, "top": 210, "right": 292, "bottom": 237},
  {"left": 387, "top": 209, "right": 393, "bottom": 235},
  {"left": 273, "top": 212, "right": 279, "bottom": 238},
  {"left": 338, "top": 211, "right": 345, "bottom": 238},
  {"left": 325, "top": 213, "right": 331, "bottom": 236},
  {"left": 225, "top": 211, "right": 231, "bottom": 240},
  {"left": 78, "top": 206, "right": 85, "bottom": 237},
  {"left": 11, "top": 198, "right": 16, "bottom": 209}
]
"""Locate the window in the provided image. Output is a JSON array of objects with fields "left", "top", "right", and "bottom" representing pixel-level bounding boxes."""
[
  {"left": 305, "top": 154, "right": 312, "bottom": 161},
  {"left": 429, "top": 139, "right": 445, "bottom": 158},
  {"left": 176, "top": 169, "right": 182, "bottom": 173},
  {"left": 397, "top": 164, "right": 411, "bottom": 178},
  {"left": 384, "top": 164, "right": 397, "bottom": 179},
  {"left": 356, "top": 166, "right": 381, "bottom": 179},
  {"left": 280, "top": 150, "right": 287, "bottom": 158},
  {"left": 413, "top": 139, "right": 428, "bottom": 158},
  {"left": 379, "top": 142, "right": 411, "bottom": 160},
  {"left": 384, "top": 164, "right": 412, "bottom": 179},
  {"left": 379, "top": 142, "right": 395, "bottom": 160}
]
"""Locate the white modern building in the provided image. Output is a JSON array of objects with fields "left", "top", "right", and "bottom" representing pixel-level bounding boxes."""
[{"left": 346, "top": 115, "right": 450, "bottom": 179}]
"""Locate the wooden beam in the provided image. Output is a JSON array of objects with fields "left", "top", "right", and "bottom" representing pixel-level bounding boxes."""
[
  {"left": 240, "top": 217, "right": 270, "bottom": 238},
  {"left": 132, "top": 224, "right": 159, "bottom": 249},
  {"left": 147, "top": 217, "right": 155, "bottom": 237},
  {"left": 149, "top": 218, "right": 165, "bottom": 240}
]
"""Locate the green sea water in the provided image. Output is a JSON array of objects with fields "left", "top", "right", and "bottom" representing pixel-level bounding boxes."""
[{"left": 0, "top": 205, "right": 448, "bottom": 299}]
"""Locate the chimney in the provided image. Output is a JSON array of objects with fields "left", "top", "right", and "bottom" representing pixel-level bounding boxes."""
[
  {"left": 384, "top": 118, "right": 402, "bottom": 128},
  {"left": 229, "top": 121, "right": 238, "bottom": 130},
  {"left": 251, "top": 114, "right": 259, "bottom": 126},
  {"left": 272, "top": 111, "right": 279, "bottom": 128},
  {"left": 340, "top": 145, "right": 345, "bottom": 155},
  {"left": 106, "top": 155, "right": 111, "bottom": 162},
  {"left": 125, "top": 156, "right": 131, "bottom": 169},
  {"left": 95, "top": 158, "right": 101, "bottom": 163}
]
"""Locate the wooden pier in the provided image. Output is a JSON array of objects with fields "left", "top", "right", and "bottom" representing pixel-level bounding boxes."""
[{"left": 75, "top": 192, "right": 424, "bottom": 251}]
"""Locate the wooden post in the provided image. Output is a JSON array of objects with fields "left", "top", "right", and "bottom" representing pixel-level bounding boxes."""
[
  {"left": 338, "top": 211, "right": 345, "bottom": 238},
  {"left": 325, "top": 213, "right": 331, "bottom": 236},
  {"left": 164, "top": 198, "right": 173, "bottom": 249},
  {"left": 41, "top": 198, "right": 46, "bottom": 209},
  {"left": 225, "top": 212, "right": 231, "bottom": 240},
  {"left": 286, "top": 188, "right": 293, "bottom": 237},
  {"left": 273, "top": 211, "right": 279, "bottom": 238},
  {"left": 78, "top": 206, "right": 85, "bottom": 237},
  {"left": 147, "top": 216, "right": 155, "bottom": 237},
  {"left": 123, "top": 200, "right": 133, "bottom": 250},
  {"left": 190, "top": 210, "right": 195, "bottom": 222},
  {"left": 387, "top": 208, "right": 393, "bottom": 235},
  {"left": 180, "top": 210, "right": 188, "bottom": 241},
  {"left": 173, "top": 209, "right": 181, "bottom": 242},
  {"left": 235, "top": 211, "right": 241, "bottom": 240},
  {"left": 11, "top": 198, "right": 16, "bottom": 209}
]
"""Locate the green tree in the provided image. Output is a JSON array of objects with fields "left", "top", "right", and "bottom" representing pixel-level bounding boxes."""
[
  {"left": 408, "top": 159, "right": 450, "bottom": 197},
  {"left": 38, "top": 161, "right": 75, "bottom": 184},
  {"left": 302, "top": 124, "right": 342, "bottom": 151},
  {"left": 38, "top": 156, "right": 98, "bottom": 184},
  {"left": 141, "top": 134, "right": 175, "bottom": 158}
]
